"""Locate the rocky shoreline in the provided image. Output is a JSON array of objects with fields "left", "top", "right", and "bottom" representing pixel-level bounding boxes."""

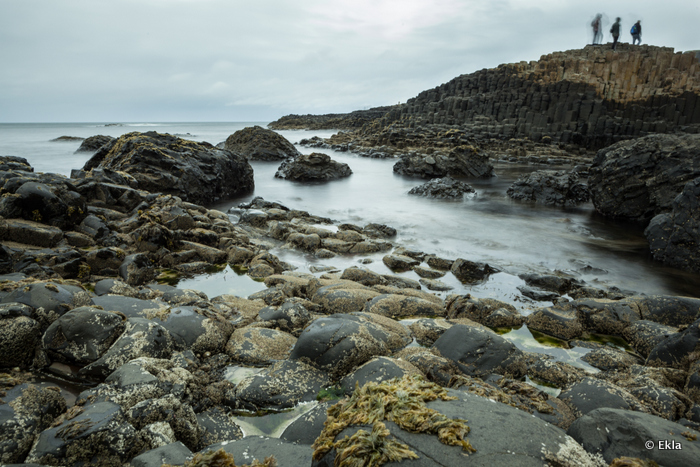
[{"left": 0, "top": 124, "right": 699, "bottom": 467}]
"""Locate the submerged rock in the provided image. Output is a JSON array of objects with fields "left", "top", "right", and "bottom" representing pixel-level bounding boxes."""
[
  {"left": 393, "top": 145, "right": 494, "bottom": 179},
  {"left": 82, "top": 131, "right": 254, "bottom": 205},
  {"left": 408, "top": 176, "right": 475, "bottom": 199},
  {"left": 224, "top": 125, "right": 300, "bottom": 161},
  {"left": 275, "top": 152, "right": 352, "bottom": 181},
  {"left": 507, "top": 169, "right": 589, "bottom": 207}
]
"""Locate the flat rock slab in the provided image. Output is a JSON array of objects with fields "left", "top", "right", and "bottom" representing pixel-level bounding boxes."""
[
  {"left": 568, "top": 407, "right": 700, "bottom": 465},
  {"left": 0, "top": 218, "right": 63, "bottom": 247},
  {"left": 203, "top": 436, "right": 312, "bottom": 467}
]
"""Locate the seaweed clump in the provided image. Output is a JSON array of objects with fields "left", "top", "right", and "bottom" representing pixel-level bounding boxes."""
[
  {"left": 312, "top": 375, "right": 475, "bottom": 466},
  {"left": 163, "top": 448, "right": 277, "bottom": 467}
]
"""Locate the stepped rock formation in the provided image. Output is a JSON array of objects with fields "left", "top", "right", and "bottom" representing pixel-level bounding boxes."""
[
  {"left": 273, "top": 45, "right": 700, "bottom": 150},
  {"left": 372, "top": 44, "right": 700, "bottom": 148}
]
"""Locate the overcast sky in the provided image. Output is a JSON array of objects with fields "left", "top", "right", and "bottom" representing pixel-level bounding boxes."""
[{"left": 1, "top": 0, "right": 697, "bottom": 123}]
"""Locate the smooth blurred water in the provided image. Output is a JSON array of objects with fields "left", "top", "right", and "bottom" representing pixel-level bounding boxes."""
[{"left": 2, "top": 122, "right": 699, "bottom": 300}]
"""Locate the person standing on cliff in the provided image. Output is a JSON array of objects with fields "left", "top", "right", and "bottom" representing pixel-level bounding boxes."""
[
  {"left": 591, "top": 14, "right": 603, "bottom": 45},
  {"left": 610, "top": 17, "right": 621, "bottom": 50},
  {"left": 631, "top": 20, "right": 642, "bottom": 45}
]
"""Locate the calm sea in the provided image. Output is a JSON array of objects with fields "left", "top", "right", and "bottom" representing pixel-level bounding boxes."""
[{"left": 1, "top": 121, "right": 698, "bottom": 301}]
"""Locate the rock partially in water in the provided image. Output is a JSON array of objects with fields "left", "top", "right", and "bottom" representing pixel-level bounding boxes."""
[
  {"left": 75, "top": 135, "right": 115, "bottom": 153},
  {"left": 224, "top": 125, "right": 300, "bottom": 161},
  {"left": 275, "top": 152, "right": 352, "bottom": 181},
  {"left": 507, "top": 169, "right": 589, "bottom": 207},
  {"left": 408, "top": 176, "right": 475, "bottom": 199},
  {"left": 82, "top": 131, "right": 254, "bottom": 205},
  {"left": 393, "top": 145, "right": 494, "bottom": 179},
  {"left": 588, "top": 133, "right": 700, "bottom": 222},
  {"left": 645, "top": 177, "right": 700, "bottom": 273}
]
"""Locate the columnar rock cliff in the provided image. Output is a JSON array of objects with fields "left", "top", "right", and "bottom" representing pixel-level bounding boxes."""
[{"left": 372, "top": 44, "right": 700, "bottom": 148}]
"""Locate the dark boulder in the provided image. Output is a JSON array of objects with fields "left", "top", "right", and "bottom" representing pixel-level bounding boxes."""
[
  {"left": 275, "top": 152, "right": 352, "bottom": 181},
  {"left": 82, "top": 131, "right": 254, "bottom": 205},
  {"left": 235, "top": 359, "right": 330, "bottom": 411},
  {"left": 393, "top": 145, "right": 494, "bottom": 179},
  {"left": 339, "top": 356, "right": 421, "bottom": 395},
  {"left": 646, "top": 318, "right": 700, "bottom": 370},
  {"left": 408, "top": 176, "right": 475, "bottom": 199},
  {"left": 0, "top": 383, "right": 67, "bottom": 464},
  {"left": 507, "top": 169, "right": 589, "bottom": 207},
  {"left": 289, "top": 313, "right": 396, "bottom": 378},
  {"left": 131, "top": 441, "right": 192, "bottom": 467},
  {"left": 568, "top": 408, "right": 700, "bottom": 464},
  {"left": 0, "top": 156, "right": 33, "bottom": 172},
  {"left": 225, "top": 327, "right": 296, "bottom": 365},
  {"left": 645, "top": 177, "right": 700, "bottom": 273},
  {"left": 588, "top": 133, "right": 700, "bottom": 222},
  {"left": 42, "top": 307, "right": 126, "bottom": 365},
  {"left": 558, "top": 377, "right": 645, "bottom": 418},
  {"left": 75, "top": 135, "right": 115, "bottom": 152},
  {"left": 224, "top": 125, "right": 300, "bottom": 161},
  {"left": 450, "top": 257, "right": 499, "bottom": 283},
  {"left": 432, "top": 324, "right": 524, "bottom": 377}
]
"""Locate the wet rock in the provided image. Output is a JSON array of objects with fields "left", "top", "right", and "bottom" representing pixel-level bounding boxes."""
[
  {"left": 519, "top": 272, "right": 580, "bottom": 294},
  {"left": 433, "top": 324, "right": 524, "bottom": 377},
  {"left": 131, "top": 441, "right": 192, "bottom": 467},
  {"left": 507, "top": 169, "right": 589, "bottom": 207},
  {"left": 412, "top": 266, "right": 445, "bottom": 279},
  {"left": 75, "top": 135, "right": 115, "bottom": 153},
  {"left": 408, "top": 176, "right": 475, "bottom": 199},
  {"left": 622, "top": 320, "right": 678, "bottom": 358},
  {"left": 0, "top": 155, "right": 33, "bottom": 172},
  {"left": 315, "top": 384, "right": 597, "bottom": 467},
  {"left": 225, "top": 327, "right": 296, "bottom": 365},
  {"left": 281, "top": 401, "right": 334, "bottom": 445},
  {"left": 634, "top": 295, "right": 700, "bottom": 327},
  {"left": 588, "top": 133, "right": 700, "bottom": 222},
  {"left": 362, "top": 223, "right": 397, "bottom": 238},
  {"left": 393, "top": 145, "right": 494, "bottom": 179},
  {"left": 0, "top": 314, "right": 41, "bottom": 368},
  {"left": 195, "top": 407, "right": 243, "bottom": 448},
  {"left": 568, "top": 407, "right": 700, "bottom": 464},
  {"left": 450, "top": 258, "right": 498, "bottom": 283},
  {"left": 645, "top": 178, "right": 700, "bottom": 273},
  {"left": 25, "top": 401, "right": 144, "bottom": 466},
  {"left": 381, "top": 254, "right": 419, "bottom": 271},
  {"left": 83, "top": 131, "right": 254, "bottom": 205},
  {"left": 418, "top": 278, "right": 453, "bottom": 291},
  {"left": 289, "top": 314, "right": 396, "bottom": 378},
  {"left": 126, "top": 394, "right": 201, "bottom": 450},
  {"left": 257, "top": 301, "right": 313, "bottom": 336},
  {"left": 235, "top": 359, "right": 330, "bottom": 411},
  {"left": 364, "top": 293, "right": 445, "bottom": 319},
  {"left": 340, "top": 356, "right": 421, "bottom": 395},
  {"left": 79, "top": 318, "right": 178, "bottom": 379},
  {"left": 224, "top": 125, "right": 300, "bottom": 161},
  {"left": 408, "top": 318, "right": 453, "bottom": 346},
  {"left": 558, "top": 377, "right": 646, "bottom": 418},
  {"left": 339, "top": 267, "right": 386, "bottom": 286},
  {"left": 527, "top": 306, "right": 584, "bottom": 340},
  {"left": 0, "top": 219, "right": 64, "bottom": 248},
  {"left": 426, "top": 255, "right": 454, "bottom": 270},
  {"left": 0, "top": 383, "right": 67, "bottom": 464},
  {"left": 42, "top": 306, "right": 126, "bottom": 366},
  {"left": 573, "top": 298, "right": 642, "bottom": 335},
  {"left": 311, "top": 285, "right": 380, "bottom": 314},
  {"left": 646, "top": 318, "right": 700, "bottom": 370},
  {"left": 275, "top": 152, "right": 352, "bottom": 181},
  {"left": 446, "top": 295, "right": 519, "bottom": 324},
  {"left": 203, "top": 436, "right": 312, "bottom": 467},
  {"left": 517, "top": 285, "right": 560, "bottom": 301},
  {"left": 579, "top": 347, "right": 641, "bottom": 372},
  {"left": 1, "top": 281, "right": 91, "bottom": 327},
  {"left": 398, "top": 348, "right": 462, "bottom": 387}
]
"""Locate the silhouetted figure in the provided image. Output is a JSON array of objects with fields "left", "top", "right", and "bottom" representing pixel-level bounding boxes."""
[
  {"left": 610, "top": 17, "right": 621, "bottom": 50},
  {"left": 591, "top": 14, "right": 603, "bottom": 45},
  {"left": 631, "top": 20, "right": 642, "bottom": 45}
]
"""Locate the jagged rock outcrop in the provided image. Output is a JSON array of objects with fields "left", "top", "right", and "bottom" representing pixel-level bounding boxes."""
[
  {"left": 393, "top": 145, "right": 493, "bottom": 179},
  {"left": 82, "top": 131, "right": 254, "bottom": 205},
  {"left": 507, "top": 169, "right": 589, "bottom": 207},
  {"left": 408, "top": 176, "right": 475, "bottom": 199},
  {"left": 268, "top": 106, "right": 396, "bottom": 130},
  {"left": 223, "top": 125, "right": 300, "bottom": 161},
  {"left": 645, "top": 178, "right": 700, "bottom": 273},
  {"left": 588, "top": 133, "right": 700, "bottom": 222},
  {"left": 275, "top": 152, "right": 352, "bottom": 181},
  {"left": 76, "top": 135, "right": 115, "bottom": 153}
]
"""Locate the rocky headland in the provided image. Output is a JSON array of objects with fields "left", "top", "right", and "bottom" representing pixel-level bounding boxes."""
[{"left": 1, "top": 44, "right": 700, "bottom": 467}]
